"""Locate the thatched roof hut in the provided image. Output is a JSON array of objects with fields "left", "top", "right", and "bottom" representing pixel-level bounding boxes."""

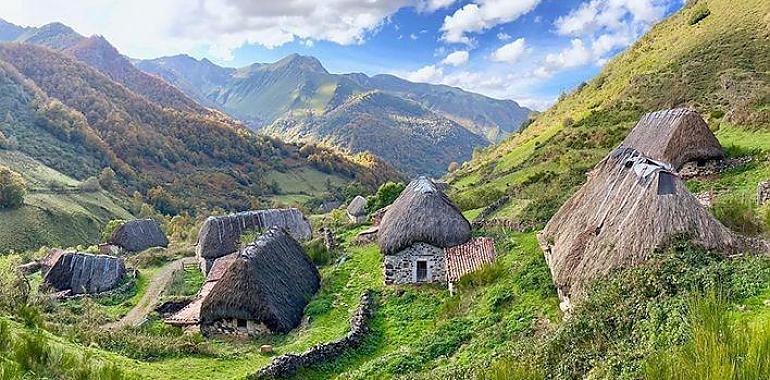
[
  {"left": 198, "top": 228, "right": 320, "bottom": 334},
  {"left": 166, "top": 253, "right": 238, "bottom": 327},
  {"left": 346, "top": 195, "right": 368, "bottom": 223},
  {"left": 43, "top": 252, "right": 126, "bottom": 295},
  {"left": 378, "top": 177, "right": 471, "bottom": 255},
  {"left": 109, "top": 219, "right": 168, "bottom": 252},
  {"left": 621, "top": 108, "right": 723, "bottom": 170},
  {"left": 538, "top": 147, "right": 752, "bottom": 311},
  {"left": 196, "top": 208, "right": 312, "bottom": 272}
]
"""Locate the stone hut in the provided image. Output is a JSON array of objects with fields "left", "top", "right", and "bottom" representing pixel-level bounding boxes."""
[
  {"left": 378, "top": 177, "right": 471, "bottom": 285},
  {"left": 43, "top": 252, "right": 126, "bottom": 295},
  {"left": 346, "top": 195, "right": 368, "bottom": 224},
  {"left": 621, "top": 108, "right": 724, "bottom": 171},
  {"left": 108, "top": 219, "right": 168, "bottom": 253},
  {"left": 196, "top": 208, "right": 312, "bottom": 274},
  {"left": 170, "top": 228, "right": 320, "bottom": 336},
  {"left": 538, "top": 146, "right": 757, "bottom": 312}
]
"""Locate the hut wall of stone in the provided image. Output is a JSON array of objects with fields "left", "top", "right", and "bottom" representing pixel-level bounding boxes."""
[
  {"left": 201, "top": 318, "right": 270, "bottom": 338},
  {"left": 383, "top": 243, "right": 446, "bottom": 285}
]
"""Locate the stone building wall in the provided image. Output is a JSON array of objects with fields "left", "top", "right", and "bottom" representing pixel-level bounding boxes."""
[
  {"left": 201, "top": 318, "right": 270, "bottom": 338},
  {"left": 383, "top": 243, "right": 446, "bottom": 285},
  {"left": 758, "top": 181, "right": 770, "bottom": 205}
]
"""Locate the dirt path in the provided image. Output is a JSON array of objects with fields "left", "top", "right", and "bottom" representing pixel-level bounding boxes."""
[{"left": 104, "top": 256, "right": 197, "bottom": 330}]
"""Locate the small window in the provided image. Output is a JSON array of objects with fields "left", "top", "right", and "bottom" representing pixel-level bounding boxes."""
[
  {"left": 657, "top": 172, "right": 675, "bottom": 195},
  {"left": 416, "top": 261, "right": 428, "bottom": 282},
  {"left": 237, "top": 319, "right": 247, "bottom": 328}
]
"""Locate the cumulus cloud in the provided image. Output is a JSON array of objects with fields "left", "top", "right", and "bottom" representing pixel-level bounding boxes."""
[
  {"left": 496, "top": 32, "right": 512, "bottom": 41},
  {"left": 405, "top": 65, "right": 445, "bottom": 83},
  {"left": 440, "top": 0, "right": 541, "bottom": 44},
  {"left": 490, "top": 38, "right": 527, "bottom": 63},
  {"left": 0, "top": 0, "right": 453, "bottom": 60},
  {"left": 441, "top": 50, "right": 469, "bottom": 66}
]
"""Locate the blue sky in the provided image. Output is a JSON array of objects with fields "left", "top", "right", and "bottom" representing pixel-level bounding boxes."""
[{"left": 1, "top": 0, "right": 684, "bottom": 110}]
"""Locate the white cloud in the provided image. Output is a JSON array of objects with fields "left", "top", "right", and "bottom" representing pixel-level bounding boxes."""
[
  {"left": 535, "top": 39, "right": 592, "bottom": 78},
  {"left": 0, "top": 0, "right": 453, "bottom": 60},
  {"left": 405, "top": 65, "right": 445, "bottom": 83},
  {"left": 496, "top": 32, "right": 511, "bottom": 41},
  {"left": 441, "top": 50, "right": 469, "bottom": 66},
  {"left": 490, "top": 38, "right": 527, "bottom": 63},
  {"left": 440, "top": 0, "right": 541, "bottom": 44}
]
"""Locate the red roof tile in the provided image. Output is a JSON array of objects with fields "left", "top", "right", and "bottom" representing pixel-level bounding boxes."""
[{"left": 444, "top": 237, "right": 497, "bottom": 283}]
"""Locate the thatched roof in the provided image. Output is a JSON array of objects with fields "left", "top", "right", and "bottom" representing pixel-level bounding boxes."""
[
  {"left": 347, "top": 195, "right": 368, "bottom": 217},
  {"left": 538, "top": 147, "right": 753, "bottom": 310},
  {"left": 378, "top": 176, "right": 471, "bottom": 255},
  {"left": 445, "top": 237, "right": 497, "bottom": 283},
  {"left": 621, "top": 108, "right": 724, "bottom": 170},
  {"left": 196, "top": 208, "right": 312, "bottom": 261},
  {"left": 199, "top": 228, "right": 320, "bottom": 333},
  {"left": 109, "top": 219, "right": 168, "bottom": 252},
  {"left": 43, "top": 252, "right": 126, "bottom": 295},
  {"left": 166, "top": 253, "right": 238, "bottom": 326}
]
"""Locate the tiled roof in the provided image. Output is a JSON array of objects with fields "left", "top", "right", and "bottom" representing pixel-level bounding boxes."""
[
  {"left": 166, "top": 254, "right": 237, "bottom": 326},
  {"left": 444, "top": 237, "right": 496, "bottom": 283}
]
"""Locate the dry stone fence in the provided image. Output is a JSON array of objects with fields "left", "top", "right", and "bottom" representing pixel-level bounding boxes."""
[
  {"left": 254, "top": 291, "right": 374, "bottom": 379},
  {"left": 758, "top": 181, "right": 770, "bottom": 205}
]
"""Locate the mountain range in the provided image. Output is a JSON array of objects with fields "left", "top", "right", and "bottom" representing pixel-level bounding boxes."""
[{"left": 137, "top": 53, "right": 532, "bottom": 175}]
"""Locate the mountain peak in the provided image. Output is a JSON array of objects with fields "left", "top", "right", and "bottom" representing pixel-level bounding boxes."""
[{"left": 272, "top": 53, "right": 328, "bottom": 74}]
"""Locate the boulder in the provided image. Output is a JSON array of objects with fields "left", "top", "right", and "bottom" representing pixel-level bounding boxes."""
[{"left": 109, "top": 219, "right": 168, "bottom": 253}]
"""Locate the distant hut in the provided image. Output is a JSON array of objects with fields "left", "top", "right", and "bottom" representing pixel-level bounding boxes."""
[
  {"left": 170, "top": 228, "right": 320, "bottom": 336},
  {"left": 378, "top": 177, "right": 472, "bottom": 284},
  {"left": 43, "top": 252, "right": 126, "bottom": 295},
  {"left": 538, "top": 146, "right": 754, "bottom": 312},
  {"left": 196, "top": 208, "right": 312, "bottom": 274},
  {"left": 621, "top": 108, "right": 724, "bottom": 170},
  {"left": 109, "top": 219, "right": 169, "bottom": 253},
  {"left": 346, "top": 195, "right": 368, "bottom": 224}
]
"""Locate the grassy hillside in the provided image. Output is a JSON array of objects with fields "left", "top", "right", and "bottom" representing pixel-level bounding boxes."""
[
  {"left": 449, "top": 0, "right": 769, "bottom": 228},
  {"left": 0, "top": 150, "right": 132, "bottom": 253}
]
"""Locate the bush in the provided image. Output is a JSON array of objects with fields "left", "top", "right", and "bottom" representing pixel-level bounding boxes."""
[
  {"left": 366, "top": 182, "right": 405, "bottom": 213},
  {"left": 79, "top": 176, "right": 102, "bottom": 192},
  {"left": 712, "top": 195, "right": 763, "bottom": 236},
  {"left": 0, "top": 166, "right": 25, "bottom": 209},
  {"left": 101, "top": 219, "right": 125, "bottom": 242},
  {"left": 689, "top": 7, "right": 710, "bottom": 25},
  {"left": 98, "top": 167, "right": 116, "bottom": 190},
  {"left": 305, "top": 238, "right": 334, "bottom": 266}
]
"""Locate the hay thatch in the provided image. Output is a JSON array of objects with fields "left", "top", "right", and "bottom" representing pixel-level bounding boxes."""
[
  {"left": 346, "top": 195, "right": 368, "bottom": 222},
  {"left": 621, "top": 108, "right": 724, "bottom": 170},
  {"left": 538, "top": 147, "right": 754, "bottom": 311},
  {"left": 43, "top": 252, "right": 125, "bottom": 295},
  {"left": 196, "top": 208, "right": 312, "bottom": 262},
  {"left": 109, "top": 219, "right": 168, "bottom": 252},
  {"left": 199, "top": 228, "right": 320, "bottom": 334},
  {"left": 378, "top": 176, "right": 471, "bottom": 255}
]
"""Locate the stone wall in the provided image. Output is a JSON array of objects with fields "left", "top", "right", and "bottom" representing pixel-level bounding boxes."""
[
  {"left": 758, "top": 181, "right": 770, "bottom": 205},
  {"left": 383, "top": 243, "right": 445, "bottom": 285},
  {"left": 255, "top": 292, "right": 375, "bottom": 379},
  {"left": 202, "top": 318, "right": 271, "bottom": 338}
]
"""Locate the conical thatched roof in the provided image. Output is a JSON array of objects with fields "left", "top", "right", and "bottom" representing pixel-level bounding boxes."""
[
  {"left": 199, "top": 228, "right": 320, "bottom": 334},
  {"left": 538, "top": 147, "right": 753, "bottom": 310},
  {"left": 378, "top": 176, "right": 471, "bottom": 255},
  {"left": 109, "top": 219, "right": 168, "bottom": 252},
  {"left": 347, "top": 195, "right": 367, "bottom": 217},
  {"left": 621, "top": 108, "right": 723, "bottom": 170},
  {"left": 43, "top": 252, "right": 126, "bottom": 295}
]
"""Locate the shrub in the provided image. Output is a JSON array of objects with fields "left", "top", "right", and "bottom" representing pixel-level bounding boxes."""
[
  {"left": 101, "top": 219, "right": 125, "bottom": 242},
  {"left": 0, "top": 166, "right": 25, "bottom": 209},
  {"left": 79, "top": 176, "right": 102, "bottom": 192},
  {"left": 366, "top": 182, "right": 405, "bottom": 213},
  {"left": 644, "top": 294, "right": 770, "bottom": 380},
  {"left": 98, "top": 167, "right": 116, "bottom": 190},
  {"left": 447, "top": 161, "right": 460, "bottom": 173},
  {"left": 305, "top": 238, "right": 334, "bottom": 266},
  {"left": 689, "top": 7, "right": 710, "bottom": 25},
  {"left": 712, "top": 195, "right": 763, "bottom": 236},
  {"left": 458, "top": 261, "right": 507, "bottom": 289}
]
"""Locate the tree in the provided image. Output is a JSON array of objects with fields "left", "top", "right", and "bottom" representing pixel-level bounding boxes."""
[
  {"left": 0, "top": 166, "right": 26, "bottom": 209},
  {"left": 448, "top": 162, "right": 460, "bottom": 173},
  {"left": 366, "top": 182, "right": 406, "bottom": 213},
  {"left": 98, "top": 167, "right": 116, "bottom": 190}
]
